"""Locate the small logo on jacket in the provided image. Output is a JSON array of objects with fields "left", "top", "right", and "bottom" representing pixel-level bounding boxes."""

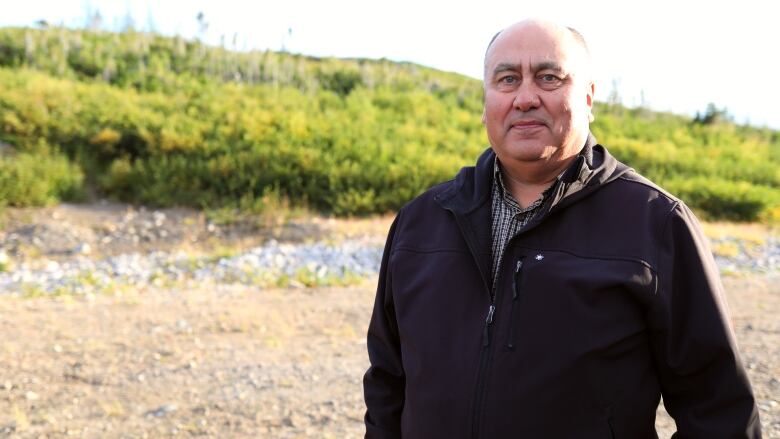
[{"left": 535, "top": 254, "right": 544, "bottom": 261}]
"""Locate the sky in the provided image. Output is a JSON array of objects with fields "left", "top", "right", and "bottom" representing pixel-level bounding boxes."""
[{"left": 2, "top": 0, "right": 779, "bottom": 129}]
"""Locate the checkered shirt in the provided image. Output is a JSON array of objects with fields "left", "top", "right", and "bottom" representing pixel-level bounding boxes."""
[{"left": 490, "top": 157, "right": 551, "bottom": 293}]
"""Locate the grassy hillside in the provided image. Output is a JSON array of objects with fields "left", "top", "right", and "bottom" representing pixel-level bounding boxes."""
[{"left": 1, "top": 26, "right": 778, "bottom": 221}]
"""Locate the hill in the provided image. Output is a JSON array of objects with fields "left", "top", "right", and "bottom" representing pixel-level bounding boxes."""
[{"left": 0, "top": 26, "right": 778, "bottom": 221}]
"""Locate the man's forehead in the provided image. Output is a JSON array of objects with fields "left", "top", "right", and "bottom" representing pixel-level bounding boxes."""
[
  {"left": 490, "top": 33, "right": 571, "bottom": 58},
  {"left": 484, "top": 24, "right": 588, "bottom": 73},
  {"left": 487, "top": 20, "right": 587, "bottom": 55},
  {"left": 486, "top": 48, "right": 574, "bottom": 72}
]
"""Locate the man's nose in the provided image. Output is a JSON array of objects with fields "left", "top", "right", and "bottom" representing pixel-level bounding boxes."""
[{"left": 512, "top": 82, "right": 541, "bottom": 112}]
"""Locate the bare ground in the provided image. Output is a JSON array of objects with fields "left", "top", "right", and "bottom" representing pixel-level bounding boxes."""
[
  {"left": 0, "top": 204, "right": 778, "bottom": 438},
  {"left": 0, "top": 282, "right": 374, "bottom": 438},
  {"left": 0, "top": 275, "right": 777, "bottom": 438}
]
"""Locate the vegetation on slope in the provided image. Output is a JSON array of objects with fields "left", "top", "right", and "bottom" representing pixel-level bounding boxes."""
[{"left": 1, "top": 26, "right": 778, "bottom": 221}]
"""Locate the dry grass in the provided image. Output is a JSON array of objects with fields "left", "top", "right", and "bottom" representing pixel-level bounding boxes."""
[{"left": 701, "top": 221, "right": 778, "bottom": 246}]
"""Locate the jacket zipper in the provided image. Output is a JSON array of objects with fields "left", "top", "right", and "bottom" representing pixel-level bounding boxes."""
[
  {"left": 506, "top": 258, "right": 524, "bottom": 350},
  {"left": 473, "top": 254, "right": 524, "bottom": 437},
  {"left": 471, "top": 302, "right": 495, "bottom": 439},
  {"left": 472, "top": 257, "right": 524, "bottom": 436},
  {"left": 443, "top": 210, "right": 502, "bottom": 439}
]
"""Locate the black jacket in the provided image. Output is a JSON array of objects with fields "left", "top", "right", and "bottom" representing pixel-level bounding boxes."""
[{"left": 363, "top": 140, "right": 761, "bottom": 438}]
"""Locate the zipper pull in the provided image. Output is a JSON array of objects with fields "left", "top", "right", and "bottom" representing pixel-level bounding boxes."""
[
  {"left": 482, "top": 304, "right": 496, "bottom": 346},
  {"left": 512, "top": 259, "right": 524, "bottom": 300},
  {"left": 486, "top": 304, "right": 495, "bottom": 324}
]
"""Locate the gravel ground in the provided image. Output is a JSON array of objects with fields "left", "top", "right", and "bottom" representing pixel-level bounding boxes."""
[
  {"left": 1, "top": 205, "right": 778, "bottom": 297},
  {"left": 0, "top": 277, "right": 777, "bottom": 438},
  {"left": 0, "top": 203, "right": 778, "bottom": 437},
  {"left": 0, "top": 283, "right": 373, "bottom": 438},
  {"left": 0, "top": 240, "right": 383, "bottom": 296}
]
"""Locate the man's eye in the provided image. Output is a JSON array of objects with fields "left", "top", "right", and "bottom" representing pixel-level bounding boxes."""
[
  {"left": 540, "top": 74, "right": 559, "bottom": 82},
  {"left": 499, "top": 75, "right": 518, "bottom": 85}
]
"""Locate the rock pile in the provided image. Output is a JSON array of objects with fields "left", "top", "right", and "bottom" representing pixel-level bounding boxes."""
[
  {"left": 2, "top": 234, "right": 779, "bottom": 296},
  {"left": 0, "top": 240, "right": 384, "bottom": 295}
]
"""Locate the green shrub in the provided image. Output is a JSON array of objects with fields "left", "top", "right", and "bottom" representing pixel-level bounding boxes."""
[
  {"left": 0, "top": 144, "right": 84, "bottom": 207},
  {"left": 663, "top": 178, "right": 780, "bottom": 222},
  {"left": 0, "top": 27, "right": 778, "bottom": 221}
]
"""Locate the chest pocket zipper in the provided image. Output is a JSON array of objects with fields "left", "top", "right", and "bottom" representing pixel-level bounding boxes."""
[{"left": 506, "top": 258, "right": 524, "bottom": 350}]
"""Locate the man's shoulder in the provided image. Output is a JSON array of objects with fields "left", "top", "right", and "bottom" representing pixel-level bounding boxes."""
[
  {"left": 397, "top": 178, "right": 459, "bottom": 219},
  {"left": 398, "top": 150, "right": 491, "bottom": 218},
  {"left": 614, "top": 169, "right": 680, "bottom": 203},
  {"left": 583, "top": 147, "right": 686, "bottom": 229},
  {"left": 597, "top": 146, "right": 682, "bottom": 213},
  {"left": 384, "top": 177, "right": 473, "bottom": 254}
]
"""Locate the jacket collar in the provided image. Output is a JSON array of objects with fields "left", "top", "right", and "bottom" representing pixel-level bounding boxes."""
[
  {"left": 432, "top": 132, "right": 630, "bottom": 296},
  {"left": 434, "top": 132, "right": 628, "bottom": 215}
]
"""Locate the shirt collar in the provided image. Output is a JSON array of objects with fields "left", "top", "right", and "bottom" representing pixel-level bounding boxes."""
[{"left": 492, "top": 156, "right": 567, "bottom": 210}]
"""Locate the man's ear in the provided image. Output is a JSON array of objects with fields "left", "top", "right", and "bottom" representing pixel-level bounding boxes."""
[{"left": 482, "top": 108, "right": 487, "bottom": 124}]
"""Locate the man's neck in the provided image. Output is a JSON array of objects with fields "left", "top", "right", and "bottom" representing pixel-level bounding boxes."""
[{"left": 500, "top": 155, "right": 577, "bottom": 208}]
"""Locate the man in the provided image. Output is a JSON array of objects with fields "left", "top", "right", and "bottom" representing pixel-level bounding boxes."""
[{"left": 363, "top": 19, "right": 761, "bottom": 438}]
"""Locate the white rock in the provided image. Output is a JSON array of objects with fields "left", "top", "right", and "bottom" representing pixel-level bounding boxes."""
[{"left": 74, "top": 243, "right": 91, "bottom": 255}]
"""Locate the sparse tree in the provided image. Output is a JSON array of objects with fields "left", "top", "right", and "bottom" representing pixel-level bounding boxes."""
[
  {"left": 196, "top": 12, "right": 209, "bottom": 41},
  {"left": 607, "top": 78, "right": 621, "bottom": 106},
  {"left": 146, "top": 9, "right": 158, "bottom": 33},
  {"left": 121, "top": 8, "right": 135, "bottom": 32},
  {"left": 88, "top": 10, "right": 103, "bottom": 30},
  {"left": 694, "top": 103, "right": 732, "bottom": 125},
  {"left": 281, "top": 27, "right": 292, "bottom": 52}
]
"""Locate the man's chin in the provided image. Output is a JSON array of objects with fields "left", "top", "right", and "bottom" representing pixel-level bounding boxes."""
[{"left": 497, "top": 142, "right": 556, "bottom": 162}]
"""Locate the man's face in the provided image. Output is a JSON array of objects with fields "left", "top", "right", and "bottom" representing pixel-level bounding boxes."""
[{"left": 482, "top": 23, "right": 594, "bottom": 167}]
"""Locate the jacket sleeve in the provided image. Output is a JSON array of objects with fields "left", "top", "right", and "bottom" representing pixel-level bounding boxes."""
[
  {"left": 363, "top": 213, "right": 405, "bottom": 438},
  {"left": 650, "top": 202, "right": 761, "bottom": 438}
]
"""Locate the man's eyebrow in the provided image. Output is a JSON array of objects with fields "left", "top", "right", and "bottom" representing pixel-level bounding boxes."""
[
  {"left": 491, "top": 61, "right": 566, "bottom": 77},
  {"left": 533, "top": 61, "right": 564, "bottom": 73},
  {"left": 491, "top": 63, "right": 519, "bottom": 76}
]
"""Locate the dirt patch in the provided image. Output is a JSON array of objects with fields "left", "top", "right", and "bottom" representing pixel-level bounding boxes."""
[
  {"left": 0, "top": 202, "right": 393, "bottom": 263},
  {"left": 0, "top": 275, "right": 777, "bottom": 438},
  {"left": 0, "top": 282, "right": 375, "bottom": 438},
  {"left": 0, "top": 205, "right": 777, "bottom": 437}
]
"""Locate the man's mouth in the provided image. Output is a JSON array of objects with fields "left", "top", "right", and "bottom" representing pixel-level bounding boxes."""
[
  {"left": 510, "top": 120, "right": 546, "bottom": 131},
  {"left": 511, "top": 119, "right": 545, "bottom": 127}
]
